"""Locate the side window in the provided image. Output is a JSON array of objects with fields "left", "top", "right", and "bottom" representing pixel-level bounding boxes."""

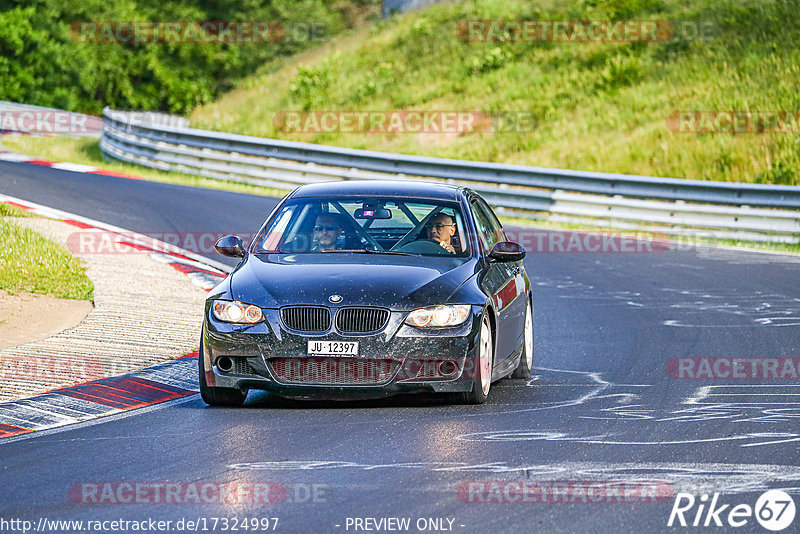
[
  {"left": 471, "top": 200, "right": 503, "bottom": 253},
  {"left": 259, "top": 204, "right": 297, "bottom": 251},
  {"left": 479, "top": 199, "right": 505, "bottom": 238}
]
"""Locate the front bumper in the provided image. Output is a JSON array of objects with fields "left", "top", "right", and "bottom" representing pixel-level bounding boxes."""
[{"left": 202, "top": 306, "right": 482, "bottom": 399}]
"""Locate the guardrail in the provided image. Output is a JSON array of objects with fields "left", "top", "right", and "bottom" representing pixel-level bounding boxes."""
[{"left": 101, "top": 107, "right": 800, "bottom": 244}]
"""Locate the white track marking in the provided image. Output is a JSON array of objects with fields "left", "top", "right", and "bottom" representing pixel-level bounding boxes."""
[{"left": 50, "top": 162, "right": 99, "bottom": 173}]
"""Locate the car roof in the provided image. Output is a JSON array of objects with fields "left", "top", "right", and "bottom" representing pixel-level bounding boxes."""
[{"left": 289, "top": 180, "right": 468, "bottom": 202}]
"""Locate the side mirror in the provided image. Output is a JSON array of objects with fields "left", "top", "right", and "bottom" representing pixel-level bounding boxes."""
[
  {"left": 489, "top": 241, "right": 526, "bottom": 262},
  {"left": 215, "top": 235, "right": 247, "bottom": 257}
]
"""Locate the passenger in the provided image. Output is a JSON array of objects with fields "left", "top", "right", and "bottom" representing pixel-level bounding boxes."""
[
  {"left": 426, "top": 213, "right": 457, "bottom": 254},
  {"left": 311, "top": 213, "right": 344, "bottom": 252}
]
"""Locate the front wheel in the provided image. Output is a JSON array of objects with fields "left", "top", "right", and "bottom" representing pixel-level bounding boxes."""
[
  {"left": 511, "top": 297, "right": 533, "bottom": 378},
  {"left": 456, "top": 313, "right": 493, "bottom": 404},
  {"left": 199, "top": 339, "right": 247, "bottom": 407}
]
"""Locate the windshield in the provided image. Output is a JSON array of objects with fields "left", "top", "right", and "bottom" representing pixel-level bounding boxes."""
[{"left": 253, "top": 196, "right": 471, "bottom": 257}]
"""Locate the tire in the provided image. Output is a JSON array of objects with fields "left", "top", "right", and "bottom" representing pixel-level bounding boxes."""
[
  {"left": 511, "top": 296, "right": 533, "bottom": 378},
  {"left": 456, "top": 313, "right": 493, "bottom": 404},
  {"left": 198, "top": 339, "right": 247, "bottom": 407}
]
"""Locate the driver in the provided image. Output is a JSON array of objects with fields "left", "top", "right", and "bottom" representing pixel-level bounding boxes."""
[
  {"left": 426, "top": 213, "right": 457, "bottom": 254},
  {"left": 311, "top": 213, "right": 344, "bottom": 252}
]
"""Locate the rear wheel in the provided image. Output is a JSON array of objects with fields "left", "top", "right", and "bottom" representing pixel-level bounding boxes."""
[
  {"left": 199, "top": 339, "right": 247, "bottom": 407},
  {"left": 511, "top": 297, "right": 533, "bottom": 378},
  {"left": 456, "top": 313, "right": 493, "bottom": 404}
]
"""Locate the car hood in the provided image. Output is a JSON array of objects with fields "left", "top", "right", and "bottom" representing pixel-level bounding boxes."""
[{"left": 228, "top": 253, "right": 480, "bottom": 309}]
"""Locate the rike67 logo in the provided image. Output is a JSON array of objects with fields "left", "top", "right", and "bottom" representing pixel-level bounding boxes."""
[{"left": 668, "top": 490, "right": 796, "bottom": 531}]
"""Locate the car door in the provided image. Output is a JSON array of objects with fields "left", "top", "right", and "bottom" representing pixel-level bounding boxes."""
[
  {"left": 471, "top": 198, "right": 525, "bottom": 367},
  {"left": 481, "top": 201, "right": 528, "bottom": 354}
]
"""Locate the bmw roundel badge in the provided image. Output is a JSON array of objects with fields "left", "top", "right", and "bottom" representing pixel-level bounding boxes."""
[{"left": 329, "top": 294, "right": 343, "bottom": 303}]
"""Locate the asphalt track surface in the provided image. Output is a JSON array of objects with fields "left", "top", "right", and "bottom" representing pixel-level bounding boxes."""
[{"left": 2, "top": 161, "right": 800, "bottom": 533}]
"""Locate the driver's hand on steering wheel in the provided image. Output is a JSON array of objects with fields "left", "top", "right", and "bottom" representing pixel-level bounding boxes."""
[{"left": 438, "top": 240, "right": 455, "bottom": 254}]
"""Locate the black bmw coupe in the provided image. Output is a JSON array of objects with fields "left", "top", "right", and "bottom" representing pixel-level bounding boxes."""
[{"left": 201, "top": 180, "right": 533, "bottom": 406}]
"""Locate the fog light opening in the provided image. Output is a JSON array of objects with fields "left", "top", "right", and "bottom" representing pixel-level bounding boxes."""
[
  {"left": 216, "top": 356, "right": 233, "bottom": 372},
  {"left": 438, "top": 360, "right": 458, "bottom": 378}
]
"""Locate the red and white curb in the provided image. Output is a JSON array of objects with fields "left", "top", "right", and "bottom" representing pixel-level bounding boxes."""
[
  {"left": 0, "top": 195, "right": 233, "bottom": 439},
  {"left": 0, "top": 353, "right": 200, "bottom": 440},
  {"left": 0, "top": 151, "right": 141, "bottom": 179}
]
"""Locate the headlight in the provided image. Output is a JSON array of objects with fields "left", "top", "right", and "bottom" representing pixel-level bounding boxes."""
[
  {"left": 212, "top": 300, "right": 264, "bottom": 324},
  {"left": 405, "top": 305, "right": 471, "bottom": 327}
]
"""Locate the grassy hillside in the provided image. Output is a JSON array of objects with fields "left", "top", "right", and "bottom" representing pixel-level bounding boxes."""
[{"left": 191, "top": 0, "right": 800, "bottom": 185}]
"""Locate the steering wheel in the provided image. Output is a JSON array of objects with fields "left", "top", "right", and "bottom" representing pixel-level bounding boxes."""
[{"left": 395, "top": 239, "right": 453, "bottom": 255}]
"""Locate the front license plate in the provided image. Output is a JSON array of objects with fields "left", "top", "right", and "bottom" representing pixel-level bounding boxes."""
[{"left": 307, "top": 340, "right": 359, "bottom": 356}]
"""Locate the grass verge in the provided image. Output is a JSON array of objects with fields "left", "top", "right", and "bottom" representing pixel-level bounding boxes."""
[
  {"left": 0, "top": 203, "right": 32, "bottom": 218},
  {"left": 0, "top": 210, "right": 94, "bottom": 301}
]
